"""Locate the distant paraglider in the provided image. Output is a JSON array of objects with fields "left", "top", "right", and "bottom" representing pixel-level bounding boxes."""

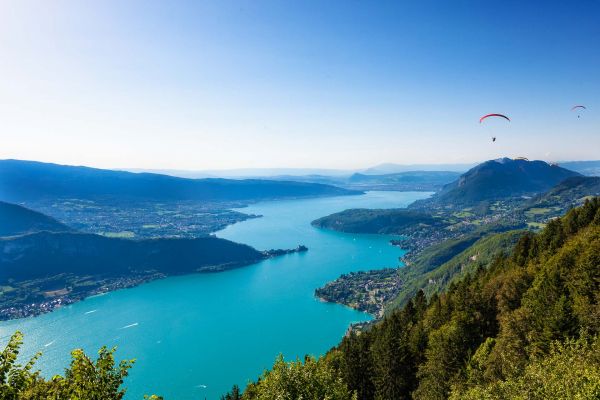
[
  {"left": 571, "top": 105, "right": 587, "bottom": 118},
  {"left": 480, "top": 113, "right": 510, "bottom": 143}
]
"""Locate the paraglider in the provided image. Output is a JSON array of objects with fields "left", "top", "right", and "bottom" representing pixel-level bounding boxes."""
[
  {"left": 480, "top": 114, "right": 510, "bottom": 143},
  {"left": 571, "top": 105, "right": 586, "bottom": 118}
]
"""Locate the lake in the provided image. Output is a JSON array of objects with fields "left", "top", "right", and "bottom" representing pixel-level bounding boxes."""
[{"left": 0, "top": 191, "right": 430, "bottom": 399}]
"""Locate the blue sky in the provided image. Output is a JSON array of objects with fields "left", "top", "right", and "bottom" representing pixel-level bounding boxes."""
[{"left": 1, "top": 0, "right": 599, "bottom": 170}]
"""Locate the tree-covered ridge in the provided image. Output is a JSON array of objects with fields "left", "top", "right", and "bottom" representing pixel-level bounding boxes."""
[
  {"left": 311, "top": 208, "right": 442, "bottom": 234},
  {"left": 0, "top": 232, "right": 265, "bottom": 282},
  {"left": 0, "top": 331, "right": 161, "bottom": 399},
  {"left": 227, "top": 198, "right": 600, "bottom": 399},
  {"left": 526, "top": 175, "right": 600, "bottom": 210},
  {"left": 0, "top": 201, "right": 70, "bottom": 237}
]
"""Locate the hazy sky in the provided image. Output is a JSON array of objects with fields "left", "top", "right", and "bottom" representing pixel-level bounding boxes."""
[{"left": 1, "top": 1, "right": 599, "bottom": 170}]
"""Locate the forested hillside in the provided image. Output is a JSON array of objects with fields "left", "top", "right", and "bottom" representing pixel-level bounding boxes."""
[
  {"left": 226, "top": 198, "right": 600, "bottom": 399},
  {"left": 387, "top": 229, "right": 524, "bottom": 312},
  {"left": 312, "top": 209, "right": 442, "bottom": 234},
  {"left": 527, "top": 175, "right": 600, "bottom": 209},
  {"left": 0, "top": 232, "right": 265, "bottom": 281},
  {"left": 0, "top": 201, "right": 70, "bottom": 236}
]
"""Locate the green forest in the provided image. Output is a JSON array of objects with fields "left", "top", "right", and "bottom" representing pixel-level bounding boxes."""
[{"left": 224, "top": 198, "right": 600, "bottom": 399}]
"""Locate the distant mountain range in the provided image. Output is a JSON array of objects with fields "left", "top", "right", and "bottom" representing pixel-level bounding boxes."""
[
  {"left": 125, "top": 163, "right": 475, "bottom": 178},
  {"left": 362, "top": 160, "right": 600, "bottom": 177},
  {"left": 346, "top": 171, "right": 461, "bottom": 190},
  {"left": 558, "top": 160, "right": 600, "bottom": 176},
  {"left": 124, "top": 167, "right": 352, "bottom": 179},
  {"left": 124, "top": 160, "right": 600, "bottom": 179},
  {"left": 432, "top": 158, "right": 580, "bottom": 204},
  {"left": 361, "top": 160, "right": 600, "bottom": 177},
  {"left": 0, "top": 160, "right": 359, "bottom": 203},
  {"left": 361, "top": 162, "right": 476, "bottom": 175},
  {"left": 264, "top": 171, "right": 461, "bottom": 192},
  {"left": 123, "top": 161, "right": 600, "bottom": 190}
]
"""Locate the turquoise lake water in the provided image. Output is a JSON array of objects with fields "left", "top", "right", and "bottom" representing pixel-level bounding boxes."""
[{"left": 0, "top": 191, "right": 430, "bottom": 399}]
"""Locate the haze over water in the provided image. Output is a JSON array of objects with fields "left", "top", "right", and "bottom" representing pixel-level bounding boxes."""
[{"left": 0, "top": 191, "right": 430, "bottom": 399}]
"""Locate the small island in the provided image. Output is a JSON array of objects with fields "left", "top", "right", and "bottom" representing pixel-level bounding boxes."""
[{"left": 264, "top": 245, "right": 308, "bottom": 257}]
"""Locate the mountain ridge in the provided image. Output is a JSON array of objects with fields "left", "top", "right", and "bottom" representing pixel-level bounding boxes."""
[
  {"left": 0, "top": 159, "right": 359, "bottom": 203},
  {"left": 429, "top": 158, "right": 580, "bottom": 204},
  {"left": 0, "top": 231, "right": 265, "bottom": 282}
]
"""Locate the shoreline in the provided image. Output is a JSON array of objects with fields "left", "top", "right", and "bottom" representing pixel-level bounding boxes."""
[
  {"left": 0, "top": 247, "right": 308, "bottom": 322},
  {"left": 0, "top": 272, "right": 165, "bottom": 322},
  {"left": 314, "top": 266, "right": 403, "bottom": 319}
]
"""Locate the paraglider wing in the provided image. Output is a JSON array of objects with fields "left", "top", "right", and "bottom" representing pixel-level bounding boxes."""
[
  {"left": 571, "top": 105, "right": 587, "bottom": 111},
  {"left": 479, "top": 113, "right": 511, "bottom": 123}
]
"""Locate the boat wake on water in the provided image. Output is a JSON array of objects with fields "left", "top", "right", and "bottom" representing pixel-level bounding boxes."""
[{"left": 120, "top": 323, "right": 139, "bottom": 329}]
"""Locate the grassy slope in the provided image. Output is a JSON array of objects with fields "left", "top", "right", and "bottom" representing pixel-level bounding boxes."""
[{"left": 387, "top": 230, "right": 524, "bottom": 312}]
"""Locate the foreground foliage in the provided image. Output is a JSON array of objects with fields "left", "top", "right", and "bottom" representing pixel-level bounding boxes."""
[
  {"left": 0, "top": 331, "right": 161, "bottom": 399},
  {"left": 240, "top": 354, "right": 356, "bottom": 400},
  {"left": 451, "top": 335, "right": 600, "bottom": 399},
  {"left": 229, "top": 198, "right": 600, "bottom": 399}
]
